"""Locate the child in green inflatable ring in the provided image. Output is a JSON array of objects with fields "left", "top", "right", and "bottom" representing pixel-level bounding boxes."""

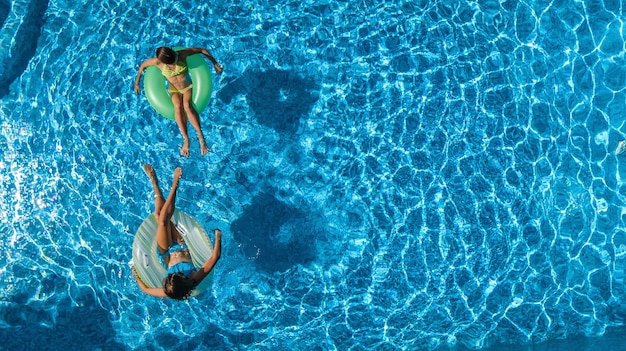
[{"left": 134, "top": 47, "right": 223, "bottom": 156}]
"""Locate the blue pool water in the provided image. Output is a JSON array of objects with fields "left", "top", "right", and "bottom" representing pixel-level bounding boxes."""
[{"left": 2, "top": 0, "right": 626, "bottom": 349}]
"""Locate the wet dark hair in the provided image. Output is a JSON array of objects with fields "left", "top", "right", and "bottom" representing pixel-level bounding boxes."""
[
  {"left": 156, "top": 46, "right": 177, "bottom": 64},
  {"left": 163, "top": 273, "right": 195, "bottom": 300}
]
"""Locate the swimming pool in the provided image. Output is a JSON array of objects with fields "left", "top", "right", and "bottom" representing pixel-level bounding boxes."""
[{"left": 2, "top": 0, "right": 626, "bottom": 349}]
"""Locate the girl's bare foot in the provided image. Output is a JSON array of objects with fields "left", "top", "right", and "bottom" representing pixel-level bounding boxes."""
[
  {"left": 143, "top": 164, "right": 157, "bottom": 184},
  {"left": 144, "top": 164, "right": 165, "bottom": 209},
  {"left": 173, "top": 167, "right": 182, "bottom": 182},
  {"left": 200, "top": 138, "right": 209, "bottom": 155},
  {"left": 181, "top": 141, "right": 190, "bottom": 157}
]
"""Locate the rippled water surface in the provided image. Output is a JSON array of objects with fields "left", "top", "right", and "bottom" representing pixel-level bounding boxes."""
[{"left": 2, "top": 0, "right": 626, "bottom": 350}]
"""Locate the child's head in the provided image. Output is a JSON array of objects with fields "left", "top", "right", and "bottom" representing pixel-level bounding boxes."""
[
  {"left": 163, "top": 273, "right": 195, "bottom": 300},
  {"left": 156, "top": 47, "right": 177, "bottom": 64}
]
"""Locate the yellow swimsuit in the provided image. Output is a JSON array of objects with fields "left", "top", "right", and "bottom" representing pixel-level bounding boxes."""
[
  {"left": 168, "top": 84, "right": 193, "bottom": 95},
  {"left": 161, "top": 62, "right": 188, "bottom": 77},
  {"left": 161, "top": 62, "right": 192, "bottom": 94}
]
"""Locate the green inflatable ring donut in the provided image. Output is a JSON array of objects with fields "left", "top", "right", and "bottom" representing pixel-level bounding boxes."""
[
  {"left": 143, "top": 47, "right": 213, "bottom": 120},
  {"left": 132, "top": 209, "right": 214, "bottom": 297}
]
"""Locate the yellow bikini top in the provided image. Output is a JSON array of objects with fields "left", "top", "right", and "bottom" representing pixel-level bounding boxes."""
[{"left": 161, "top": 62, "right": 188, "bottom": 78}]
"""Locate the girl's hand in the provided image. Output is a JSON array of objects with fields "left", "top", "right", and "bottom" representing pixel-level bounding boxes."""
[
  {"left": 134, "top": 83, "right": 141, "bottom": 94},
  {"left": 214, "top": 64, "right": 223, "bottom": 75}
]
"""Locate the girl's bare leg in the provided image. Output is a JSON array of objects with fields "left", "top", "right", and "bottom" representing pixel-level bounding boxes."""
[
  {"left": 183, "top": 90, "right": 209, "bottom": 155},
  {"left": 155, "top": 167, "right": 183, "bottom": 252},
  {"left": 172, "top": 93, "right": 191, "bottom": 157},
  {"left": 143, "top": 164, "right": 165, "bottom": 217}
]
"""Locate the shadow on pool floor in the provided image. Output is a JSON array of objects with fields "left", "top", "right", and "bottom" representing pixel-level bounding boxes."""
[
  {"left": 0, "top": 0, "right": 49, "bottom": 99},
  {"left": 230, "top": 192, "right": 317, "bottom": 273},
  {"left": 0, "top": 281, "right": 127, "bottom": 350}
]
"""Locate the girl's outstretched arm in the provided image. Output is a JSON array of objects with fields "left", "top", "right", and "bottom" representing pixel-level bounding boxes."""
[
  {"left": 191, "top": 229, "right": 222, "bottom": 284},
  {"left": 134, "top": 58, "right": 160, "bottom": 93},
  {"left": 132, "top": 266, "right": 167, "bottom": 298},
  {"left": 182, "top": 48, "right": 223, "bottom": 74}
]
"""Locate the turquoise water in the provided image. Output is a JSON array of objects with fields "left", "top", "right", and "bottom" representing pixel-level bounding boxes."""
[{"left": 2, "top": 0, "right": 626, "bottom": 349}]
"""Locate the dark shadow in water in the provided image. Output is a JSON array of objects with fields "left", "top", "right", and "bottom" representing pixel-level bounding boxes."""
[
  {"left": 230, "top": 192, "right": 316, "bottom": 272},
  {"left": 0, "top": 277, "right": 128, "bottom": 350},
  {"left": 0, "top": 0, "right": 49, "bottom": 98},
  {"left": 218, "top": 69, "right": 319, "bottom": 134},
  {"left": 0, "top": 0, "right": 10, "bottom": 28}
]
